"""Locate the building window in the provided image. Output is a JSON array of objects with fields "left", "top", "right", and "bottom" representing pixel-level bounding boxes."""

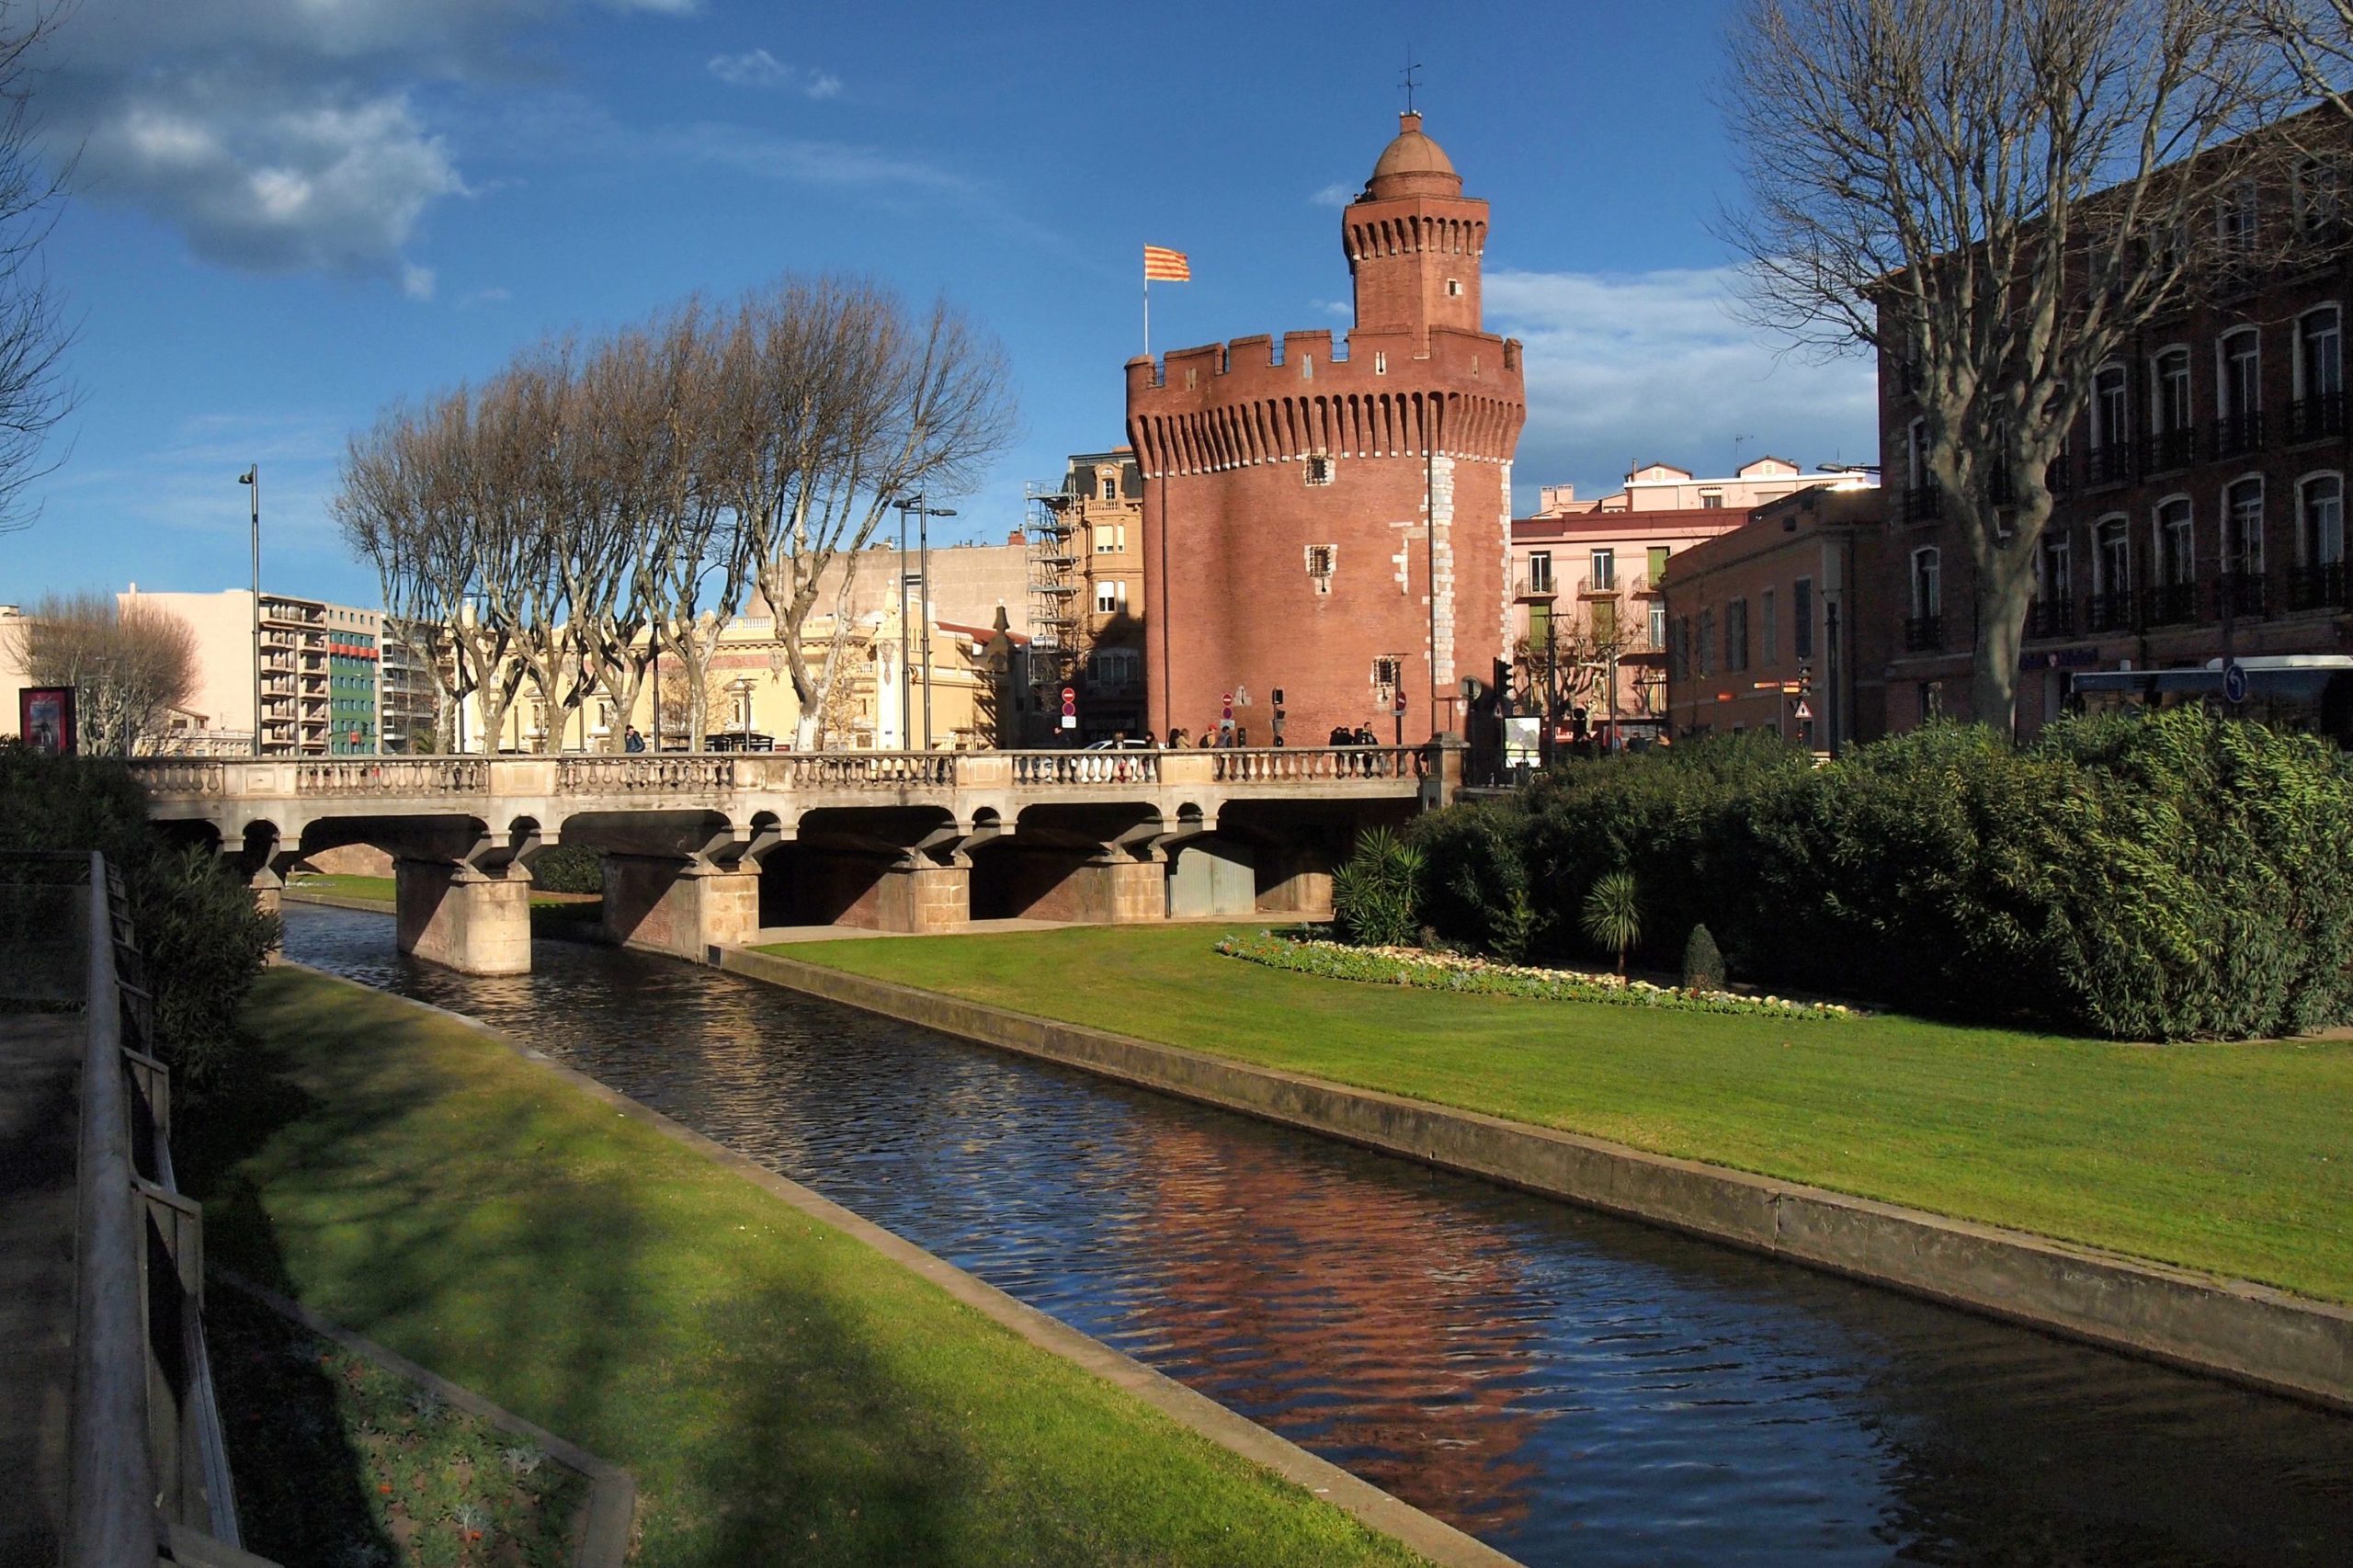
[
  {"left": 2041, "top": 533, "right": 2074, "bottom": 604},
  {"left": 1911, "top": 547, "right": 1942, "bottom": 617},
  {"left": 1306, "top": 543, "right": 1336, "bottom": 593},
  {"left": 1373, "top": 351, "right": 1387, "bottom": 374},
  {"left": 1793, "top": 578, "right": 1814, "bottom": 660},
  {"left": 1761, "top": 587, "right": 1778, "bottom": 665},
  {"left": 2218, "top": 181, "right": 2259, "bottom": 250},
  {"left": 1446, "top": 278, "right": 1462, "bottom": 297},
  {"left": 1100, "top": 475, "right": 1117, "bottom": 502},
  {"left": 2221, "top": 328, "right": 2262, "bottom": 417},
  {"left": 2096, "top": 516, "right": 2132, "bottom": 597},
  {"left": 1920, "top": 680, "right": 1945, "bottom": 722},
  {"left": 1095, "top": 579, "right": 1129, "bottom": 614},
  {"left": 2092, "top": 364, "right": 2130, "bottom": 453},
  {"left": 1094, "top": 522, "right": 1126, "bottom": 553},
  {"left": 1589, "top": 549, "right": 1616, "bottom": 591},
  {"left": 1725, "top": 598, "right": 1749, "bottom": 672},
  {"left": 1648, "top": 544, "right": 1670, "bottom": 585},
  {"left": 2298, "top": 156, "right": 2345, "bottom": 235},
  {"left": 1697, "top": 609, "right": 1713, "bottom": 677},
  {"left": 1371, "top": 654, "right": 1404, "bottom": 694},
  {"left": 1667, "top": 618, "right": 1688, "bottom": 683},
  {"left": 2298, "top": 473, "right": 2346, "bottom": 571},
  {"left": 1648, "top": 598, "right": 1666, "bottom": 649},
  {"left": 2225, "top": 478, "right": 2265, "bottom": 576},
  {"left": 1529, "top": 600, "right": 1552, "bottom": 645},
  {"left": 1086, "top": 648, "right": 1141, "bottom": 693},
  {"left": 2156, "top": 496, "right": 2195, "bottom": 586},
  {"left": 2300, "top": 307, "right": 2342, "bottom": 404},
  {"left": 1700, "top": 491, "right": 1723, "bottom": 509},
  {"left": 2154, "top": 347, "right": 2192, "bottom": 436},
  {"left": 1527, "top": 551, "right": 1552, "bottom": 594},
  {"left": 1305, "top": 454, "right": 1334, "bottom": 485}
]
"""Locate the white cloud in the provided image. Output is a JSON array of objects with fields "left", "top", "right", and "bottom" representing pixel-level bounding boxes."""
[
  {"left": 1484, "top": 266, "right": 1880, "bottom": 497},
  {"left": 1310, "top": 182, "right": 1355, "bottom": 208},
  {"left": 708, "top": 48, "right": 844, "bottom": 99},
  {"left": 1309, "top": 298, "right": 1350, "bottom": 319},
  {"left": 40, "top": 0, "right": 699, "bottom": 290}
]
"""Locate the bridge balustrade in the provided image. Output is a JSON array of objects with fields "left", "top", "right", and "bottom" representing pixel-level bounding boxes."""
[
  {"left": 1009, "top": 750, "right": 1162, "bottom": 786},
  {"left": 1213, "top": 745, "right": 1424, "bottom": 782},
  {"left": 558, "top": 754, "right": 739, "bottom": 793},
  {"left": 296, "top": 756, "right": 489, "bottom": 794},
  {"left": 748, "top": 751, "right": 961, "bottom": 789}
]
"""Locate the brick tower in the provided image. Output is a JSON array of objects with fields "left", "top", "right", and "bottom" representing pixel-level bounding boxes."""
[{"left": 1128, "top": 111, "right": 1525, "bottom": 748}]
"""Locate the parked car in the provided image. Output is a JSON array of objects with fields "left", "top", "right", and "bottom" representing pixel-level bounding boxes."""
[{"left": 1083, "top": 737, "right": 1154, "bottom": 750}]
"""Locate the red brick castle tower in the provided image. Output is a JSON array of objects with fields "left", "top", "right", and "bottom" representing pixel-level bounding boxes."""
[{"left": 1129, "top": 112, "right": 1525, "bottom": 746}]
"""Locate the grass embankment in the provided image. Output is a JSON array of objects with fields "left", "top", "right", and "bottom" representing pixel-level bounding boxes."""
[
  {"left": 762, "top": 925, "right": 2353, "bottom": 1304},
  {"left": 190, "top": 967, "right": 1424, "bottom": 1568}
]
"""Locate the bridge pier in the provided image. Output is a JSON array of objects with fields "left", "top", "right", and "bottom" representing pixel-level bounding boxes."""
[
  {"left": 874, "top": 852, "right": 971, "bottom": 932},
  {"left": 1031, "top": 848, "right": 1166, "bottom": 925},
  {"left": 603, "top": 854, "right": 763, "bottom": 961},
  {"left": 395, "top": 859, "right": 532, "bottom": 976}
]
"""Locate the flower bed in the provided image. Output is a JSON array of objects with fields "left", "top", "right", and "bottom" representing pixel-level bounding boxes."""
[{"left": 1214, "top": 933, "right": 1856, "bottom": 1019}]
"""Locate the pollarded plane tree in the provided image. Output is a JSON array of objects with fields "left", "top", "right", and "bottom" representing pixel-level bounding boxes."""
[{"left": 1722, "top": 0, "right": 2305, "bottom": 733}]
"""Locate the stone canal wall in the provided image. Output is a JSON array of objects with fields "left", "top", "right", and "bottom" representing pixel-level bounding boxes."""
[{"left": 718, "top": 945, "right": 2353, "bottom": 1415}]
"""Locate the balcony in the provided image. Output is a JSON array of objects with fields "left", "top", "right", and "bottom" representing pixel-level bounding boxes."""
[
  {"left": 2046, "top": 458, "right": 2075, "bottom": 496},
  {"left": 1902, "top": 614, "right": 1945, "bottom": 653},
  {"left": 2286, "top": 561, "right": 2350, "bottom": 612},
  {"left": 2144, "top": 582, "right": 2198, "bottom": 627},
  {"left": 2027, "top": 598, "right": 2076, "bottom": 639},
  {"left": 1514, "top": 573, "right": 1557, "bottom": 600},
  {"left": 1900, "top": 485, "right": 1941, "bottom": 523},
  {"left": 2085, "top": 445, "right": 2134, "bottom": 487},
  {"left": 2086, "top": 590, "right": 2136, "bottom": 633},
  {"left": 2290, "top": 392, "right": 2347, "bottom": 444},
  {"left": 2140, "top": 426, "right": 2197, "bottom": 473},
  {"left": 1576, "top": 574, "right": 1621, "bottom": 600},
  {"left": 2214, "top": 571, "right": 2268, "bottom": 619},
  {"left": 2211, "top": 410, "right": 2266, "bottom": 460}
]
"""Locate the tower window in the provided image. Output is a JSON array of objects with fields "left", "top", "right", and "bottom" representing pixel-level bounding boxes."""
[
  {"left": 1446, "top": 278, "right": 1462, "bottom": 297},
  {"left": 1373, "top": 351, "right": 1387, "bottom": 375},
  {"left": 1306, "top": 543, "right": 1336, "bottom": 591},
  {"left": 1305, "top": 454, "right": 1335, "bottom": 485},
  {"left": 1371, "top": 654, "right": 1404, "bottom": 691}
]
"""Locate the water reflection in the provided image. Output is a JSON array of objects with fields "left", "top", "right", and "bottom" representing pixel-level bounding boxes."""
[{"left": 286, "top": 904, "right": 2353, "bottom": 1567}]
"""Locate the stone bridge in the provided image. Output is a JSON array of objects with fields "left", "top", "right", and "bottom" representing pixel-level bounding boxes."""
[{"left": 131, "top": 746, "right": 1449, "bottom": 973}]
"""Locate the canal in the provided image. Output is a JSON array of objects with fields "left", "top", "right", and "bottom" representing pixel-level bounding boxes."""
[{"left": 284, "top": 903, "right": 2353, "bottom": 1567}]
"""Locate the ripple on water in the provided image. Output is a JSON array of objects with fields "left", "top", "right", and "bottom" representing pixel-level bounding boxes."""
[{"left": 284, "top": 904, "right": 2353, "bottom": 1568}]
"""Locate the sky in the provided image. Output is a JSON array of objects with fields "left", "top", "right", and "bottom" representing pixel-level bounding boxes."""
[{"left": 0, "top": 0, "right": 1880, "bottom": 610}]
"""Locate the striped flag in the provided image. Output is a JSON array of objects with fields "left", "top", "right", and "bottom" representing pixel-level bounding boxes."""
[{"left": 1143, "top": 244, "right": 1191, "bottom": 282}]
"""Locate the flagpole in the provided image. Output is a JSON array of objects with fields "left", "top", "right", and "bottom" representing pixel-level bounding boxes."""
[{"left": 1143, "top": 274, "right": 1151, "bottom": 358}]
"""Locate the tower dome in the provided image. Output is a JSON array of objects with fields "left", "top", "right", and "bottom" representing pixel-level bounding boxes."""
[{"left": 1366, "top": 110, "right": 1462, "bottom": 199}]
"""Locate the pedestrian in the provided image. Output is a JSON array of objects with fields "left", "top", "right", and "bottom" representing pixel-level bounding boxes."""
[
  {"left": 624, "top": 725, "right": 645, "bottom": 754},
  {"left": 1327, "top": 722, "right": 1352, "bottom": 747},
  {"left": 1198, "top": 730, "right": 1214, "bottom": 748}
]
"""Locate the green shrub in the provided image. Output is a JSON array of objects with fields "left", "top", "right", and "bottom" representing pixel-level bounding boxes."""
[
  {"left": 1580, "top": 870, "right": 1642, "bottom": 975},
  {"left": 1404, "top": 710, "right": 2353, "bottom": 1040},
  {"left": 528, "top": 843, "right": 603, "bottom": 894},
  {"left": 0, "top": 744, "right": 278, "bottom": 1085},
  {"left": 1330, "top": 826, "right": 1423, "bottom": 948},
  {"left": 1681, "top": 924, "right": 1725, "bottom": 991}
]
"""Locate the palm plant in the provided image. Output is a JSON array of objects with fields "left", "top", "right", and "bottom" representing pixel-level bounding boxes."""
[{"left": 1580, "top": 869, "right": 1642, "bottom": 975}]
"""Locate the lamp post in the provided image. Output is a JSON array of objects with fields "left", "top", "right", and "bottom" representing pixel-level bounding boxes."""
[
  {"left": 893, "top": 494, "right": 957, "bottom": 750},
  {"left": 239, "top": 466, "right": 259, "bottom": 756}
]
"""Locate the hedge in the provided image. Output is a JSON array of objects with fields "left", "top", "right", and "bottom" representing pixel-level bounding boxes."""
[{"left": 1398, "top": 710, "right": 2353, "bottom": 1041}]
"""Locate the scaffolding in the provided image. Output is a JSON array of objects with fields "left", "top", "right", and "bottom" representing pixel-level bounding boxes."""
[{"left": 1025, "top": 479, "right": 1084, "bottom": 703}]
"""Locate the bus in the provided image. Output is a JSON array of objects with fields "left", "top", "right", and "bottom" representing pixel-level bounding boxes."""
[{"left": 2066, "top": 655, "right": 2353, "bottom": 746}]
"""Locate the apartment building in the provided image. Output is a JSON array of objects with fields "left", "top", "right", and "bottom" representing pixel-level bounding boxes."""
[
  {"left": 1030, "top": 448, "right": 1145, "bottom": 742},
  {"left": 1877, "top": 143, "right": 2353, "bottom": 737},
  {"left": 116, "top": 586, "right": 390, "bottom": 756}
]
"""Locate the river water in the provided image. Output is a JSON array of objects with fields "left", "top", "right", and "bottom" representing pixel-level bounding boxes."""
[{"left": 283, "top": 903, "right": 2353, "bottom": 1567}]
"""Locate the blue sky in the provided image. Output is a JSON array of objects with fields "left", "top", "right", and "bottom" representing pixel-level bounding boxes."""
[{"left": 1, "top": 0, "right": 1878, "bottom": 609}]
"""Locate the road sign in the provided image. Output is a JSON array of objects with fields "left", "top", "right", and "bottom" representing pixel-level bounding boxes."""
[
  {"left": 1062, "top": 684, "right": 1077, "bottom": 731},
  {"left": 2223, "top": 663, "right": 2248, "bottom": 704},
  {"left": 1222, "top": 691, "right": 1233, "bottom": 720},
  {"left": 1392, "top": 690, "right": 1408, "bottom": 716},
  {"left": 1792, "top": 700, "right": 1813, "bottom": 722}
]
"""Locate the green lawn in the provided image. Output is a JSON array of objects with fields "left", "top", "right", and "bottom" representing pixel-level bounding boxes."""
[
  {"left": 188, "top": 968, "right": 1424, "bottom": 1568},
  {"left": 764, "top": 926, "right": 2353, "bottom": 1304}
]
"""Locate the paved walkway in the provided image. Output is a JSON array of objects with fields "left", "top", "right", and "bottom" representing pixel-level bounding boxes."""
[{"left": 0, "top": 1009, "right": 84, "bottom": 1568}]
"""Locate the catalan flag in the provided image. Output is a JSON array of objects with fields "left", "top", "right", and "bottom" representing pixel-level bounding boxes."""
[{"left": 1143, "top": 244, "right": 1191, "bottom": 282}]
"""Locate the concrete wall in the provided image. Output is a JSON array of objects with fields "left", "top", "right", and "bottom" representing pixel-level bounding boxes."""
[{"left": 1167, "top": 839, "right": 1256, "bottom": 917}]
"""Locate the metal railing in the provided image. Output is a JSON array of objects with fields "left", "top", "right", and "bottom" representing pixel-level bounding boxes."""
[
  {"left": 2027, "top": 598, "right": 2076, "bottom": 639},
  {"left": 2086, "top": 589, "right": 2136, "bottom": 633},
  {"left": 0, "top": 852, "right": 253, "bottom": 1565},
  {"left": 2211, "top": 410, "right": 2266, "bottom": 459},
  {"left": 2290, "top": 392, "right": 2347, "bottom": 443},
  {"left": 2215, "top": 571, "right": 2269, "bottom": 619},
  {"left": 2286, "top": 561, "right": 2350, "bottom": 612},
  {"left": 2144, "top": 582, "right": 2200, "bottom": 626},
  {"left": 1902, "top": 614, "right": 1945, "bottom": 653},
  {"left": 2140, "top": 426, "right": 2198, "bottom": 472},
  {"left": 2085, "top": 444, "right": 2135, "bottom": 486}
]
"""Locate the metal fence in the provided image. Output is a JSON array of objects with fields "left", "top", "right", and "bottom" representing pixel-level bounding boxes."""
[{"left": 0, "top": 851, "right": 254, "bottom": 1566}]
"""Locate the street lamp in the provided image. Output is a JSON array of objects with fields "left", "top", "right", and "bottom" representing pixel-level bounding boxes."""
[
  {"left": 892, "top": 494, "right": 957, "bottom": 750},
  {"left": 239, "top": 466, "right": 259, "bottom": 756}
]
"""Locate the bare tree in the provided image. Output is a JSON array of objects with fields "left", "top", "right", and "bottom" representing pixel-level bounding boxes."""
[
  {"left": 1722, "top": 0, "right": 2301, "bottom": 733},
  {"left": 0, "top": 4, "right": 73, "bottom": 534},
  {"left": 718, "top": 278, "right": 1016, "bottom": 751},
  {"left": 7, "top": 592, "right": 198, "bottom": 754},
  {"left": 2256, "top": 2, "right": 2353, "bottom": 118}
]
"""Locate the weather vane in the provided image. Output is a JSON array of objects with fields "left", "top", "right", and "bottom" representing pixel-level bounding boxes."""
[{"left": 1401, "top": 45, "right": 1421, "bottom": 114}]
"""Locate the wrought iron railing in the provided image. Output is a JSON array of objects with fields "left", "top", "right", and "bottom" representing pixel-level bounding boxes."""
[
  {"left": 2144, "top": 582, "right": 2199, "bottom": 626},
  {"left": 1902, "top": 614, "right": 1945, "bottom": 653},
  {"left": 2085, "top": 590, "right": 2137, "bottom": 634},
  {"left": 2140, "top": 426, "right": 2198, "bottom": 472},
  {"left": 2211, "top": 410, "right": 2267, "bottom": 459},
  {"left": 2086, "top": 444, "right": 2135, "bottom": 486},
  {"left": 2214, "top": 571, "right": 2269, "bottom": 619},
  {"left": 2290, "top": 392, "right": 2347, "bottom": 444},
  {"left": 2286, "top": 561, "right": 2350, "bottom": 612}
]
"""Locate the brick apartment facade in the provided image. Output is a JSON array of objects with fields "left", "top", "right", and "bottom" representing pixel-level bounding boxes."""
[
  {"left": 1128, "top": 112, "right": 1525, "bottom": 746},
  {"left": 1876, "top": 142, "right": 2353, "bottom": 738},
  {"left": 1029, "top": 449, "right": 1147, "bottom": 742}
]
